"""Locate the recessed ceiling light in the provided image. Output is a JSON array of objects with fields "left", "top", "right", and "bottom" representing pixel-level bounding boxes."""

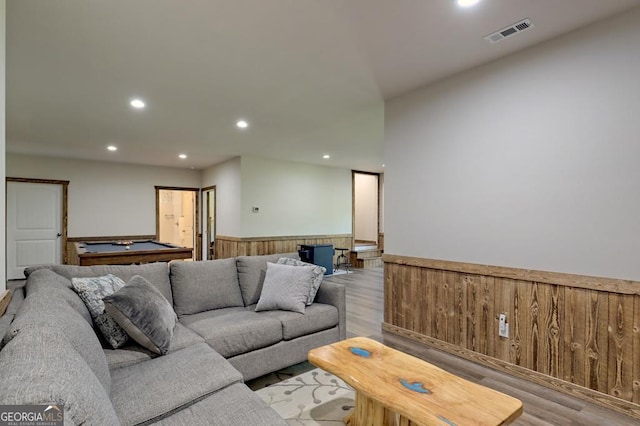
[
  {"left": 323, "top": 154, "right": 331, "bottom": 159},
  {"left": 107, "top": 145, "right": 117, "bottom": 152},
  {"left": 179, "top": 154, "right": 187, "bottom": 159},
  {"left": 457, "top": 0, "right": 480, "bottom": 7},
  {"left": 130, "top": 98, "right": 146, "bottom": 109},
  {"left": 236, "top": 120, "right": 248, "bottom": 129}
]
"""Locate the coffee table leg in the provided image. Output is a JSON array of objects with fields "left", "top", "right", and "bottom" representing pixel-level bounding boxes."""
[{"left": 347, "top": 391, "right": 415, "bottom": 426}]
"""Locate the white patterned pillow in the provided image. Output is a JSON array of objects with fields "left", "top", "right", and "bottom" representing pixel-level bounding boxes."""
[
  {"left": 255, "top": 262, "right": 316, "bottom": 314},
  {"left": 277, "top": 257, "right": 326, "bottom": 305},
  {"left": 71, "top": 274, "right": 129, "bottom": 348}
]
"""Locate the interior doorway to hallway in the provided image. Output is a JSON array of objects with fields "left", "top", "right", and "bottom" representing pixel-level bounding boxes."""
[
  {"left": 202, "top": 186, "right": 216, "bottom": 260},
  {"left": 352, "top": 171, "right": 380, "bottom": 248},
  {"left": 156, "top": 187, "right": 199, "bottom": 260}
]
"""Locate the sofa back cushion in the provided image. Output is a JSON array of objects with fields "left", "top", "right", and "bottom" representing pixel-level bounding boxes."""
[
  {"left": 25, "top": 262, "right": 173, "bottom": 304},
  {"left": 170, "top": 258, "right": 244, "bottom": 316},
  {"left": 236, "top": 252, "right": 299, "bottom": 306},
  {"left": 25, "top": 269, "right": 93, "bottom": 324},
  {"left": 0, "top": 327, "right": 120, "bottom": 425},
  {"left": 3, "top": 275, "right": 112, "bottom": 393}
]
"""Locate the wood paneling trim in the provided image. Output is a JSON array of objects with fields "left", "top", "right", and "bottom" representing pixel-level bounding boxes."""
[
  {"left": 383, "top": 323, "right": 640, "bottom": 419},
  {"left": 216, "top": 234, "right": 353, "bottom": 260},
  {"left": 217, "top": 234, "right": 351, "bottom": 242},
  {"left": 383, "top": 254, "right": 640, "bottom": 419},
  {"left": 383, "top": 254, "right": 640, "bottom": 295}
]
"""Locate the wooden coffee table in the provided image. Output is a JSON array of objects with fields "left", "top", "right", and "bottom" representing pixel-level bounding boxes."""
[{"left": 308, "top": 337, "right": 523, "bottom": 426}]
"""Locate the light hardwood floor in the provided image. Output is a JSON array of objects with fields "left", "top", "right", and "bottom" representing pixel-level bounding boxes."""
[{"left": 324, "top": 267, "right": 638, "bottom": 426}]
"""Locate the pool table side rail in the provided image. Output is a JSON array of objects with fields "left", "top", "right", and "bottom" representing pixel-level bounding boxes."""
[{"left": 72, "top": 241, "right": 193, "bottom": 266}]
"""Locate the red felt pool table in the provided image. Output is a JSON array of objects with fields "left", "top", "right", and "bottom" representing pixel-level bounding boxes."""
[{"left": 73, "top": 240, "right": 193, "bottom": 266}]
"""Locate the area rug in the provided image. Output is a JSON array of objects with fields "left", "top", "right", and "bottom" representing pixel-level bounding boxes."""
[{"left": 255, "top": 368, "right": 355, "bottom": 425}]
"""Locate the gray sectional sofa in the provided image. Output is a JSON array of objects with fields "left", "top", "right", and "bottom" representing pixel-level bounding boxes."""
[{"left": 0, "top": 252, "right": 346, "bottom": 425}]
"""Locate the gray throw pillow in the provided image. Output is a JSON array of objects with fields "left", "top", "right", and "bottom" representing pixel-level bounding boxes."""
[
  {"left": 276, "top": 257, "right": 326, "bottom": 305},
  {"left": 255, "top": 262, "right": 315, "bottom": 314},
  {"left": 103, "top": 275, "right": 177, "bottom": 355},
  {"left": 71, "top": 274, "right": 129, "bottom": 348}
]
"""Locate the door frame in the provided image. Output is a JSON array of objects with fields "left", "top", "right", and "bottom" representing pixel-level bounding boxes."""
[
  {"left": 351, "top": 170, "right": 381, "bottom": 249},
  {"left": 202, "top": 185, "right": 216, "bottom": 260},
  {"left": 6, "top": 177, "right": 69, "bottom": 265},
  {"left": 154, "top": 186, "right": 201, "bottom": 260}
]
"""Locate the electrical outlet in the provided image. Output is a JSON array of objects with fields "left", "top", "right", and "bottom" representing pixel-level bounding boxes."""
[
  {"left": 252, "top": 206, "right": 259, "bottom": 213},
  {"left": 499, "top": 313, "right": 509, "bottom": 338}
]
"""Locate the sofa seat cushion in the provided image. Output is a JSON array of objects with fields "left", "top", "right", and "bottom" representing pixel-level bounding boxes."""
[
  {"left": 181, "top": 309, "right": 283, "bottom": 358},
  {"left": 0, "top": 327, "right": 120, "bottom": 426},
  {"left": 111, "top": 342, "right": 242, "bottom": 425},
  {"left": 254, "top": 303, "right": 339, "bottom": 340},
  {"left": 105, "top": 323, "right": 205, "bottom": 370},
  {"left": 151, "top": 382, "right": 287, "bottom": 426},
  {"left": 170, "top": 258, "right": 244, "bottom": 315}
]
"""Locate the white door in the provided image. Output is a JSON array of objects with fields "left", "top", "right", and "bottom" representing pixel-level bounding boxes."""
[{"left": 6, "top": 182, "right": 63, "bottom": 279}]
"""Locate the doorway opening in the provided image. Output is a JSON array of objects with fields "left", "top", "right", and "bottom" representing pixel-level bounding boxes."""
[
  {"left": 202, "top": 186, "right": 216, "bottom": 260},
  {"left": 352, "top": 171, "right": 380, "bottom": 248},
  {"left": 155, "top": 187, "right": 199, "bottom": 260}
]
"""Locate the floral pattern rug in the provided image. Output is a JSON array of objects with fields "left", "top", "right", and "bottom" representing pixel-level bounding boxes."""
[{"left": 255, "top": 368, "right": 355, "bottom": 425}]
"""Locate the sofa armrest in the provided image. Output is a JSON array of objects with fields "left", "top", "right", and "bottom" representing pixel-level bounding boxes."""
[{"left": 314, "top": 281, "right": 346, "bottom": 340}]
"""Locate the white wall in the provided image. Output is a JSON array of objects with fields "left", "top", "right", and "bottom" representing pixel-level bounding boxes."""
[
  {"left": 201, "top": 157, "right": 242, "bottom": 236},
  {"left": 240, "top": 156, "right": 352, "bottom": 237},
  {"left": 354, "top": 173, "right": 378, "bottom": 242},
  {"left": 1, "top": 0, "right": 6, "bottom": 289},
  {"left": 6, "top": 154, "right": 201, "bottom": 237},
  {"left": 386, "top": 8, "right": 640, "bottom": 280}
]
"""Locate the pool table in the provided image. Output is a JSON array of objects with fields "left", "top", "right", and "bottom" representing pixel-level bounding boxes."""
[{"left": 73, "top": 240, "right": 193, "bottom": 266}]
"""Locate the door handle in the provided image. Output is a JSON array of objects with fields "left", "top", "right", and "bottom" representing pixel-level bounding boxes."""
[{"left": 56, "top": 233, "right": 62, "bottom": 238}]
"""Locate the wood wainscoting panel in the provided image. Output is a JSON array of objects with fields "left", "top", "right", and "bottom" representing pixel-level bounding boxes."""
[
  {"left": 383, "top": 254, "right": 640, "bottom": 419},
  {"left": 215, "top": 234, "right": 353, "bottom": 262}
]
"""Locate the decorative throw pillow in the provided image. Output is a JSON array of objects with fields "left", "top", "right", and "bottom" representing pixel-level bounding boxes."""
[
  {"left": 71, "top": 274, "right": 129, "bottom": 348},
  {"left": 103, "top": 275, "right": 177, "bottom": 355},
  {"left": 255, "top": 262, "right": 316, "bottom": 314},
  {"left": 277, "top": 257, "right": 326, "bottom": 305}
]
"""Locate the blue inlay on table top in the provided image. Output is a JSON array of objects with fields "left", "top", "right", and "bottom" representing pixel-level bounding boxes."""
[
  {"left": 349, "top": 347, "right": 371, "bottom": 358},
  {"left": 437, "top": 415, "right": 457, "bottom": 426},
  {"left": 399, "top": 378, "right": 430, "bottom": 394}
]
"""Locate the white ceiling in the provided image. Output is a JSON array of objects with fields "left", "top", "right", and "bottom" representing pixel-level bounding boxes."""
[{"left": 7, "top": 0, "right": 640, "bottom": 172}]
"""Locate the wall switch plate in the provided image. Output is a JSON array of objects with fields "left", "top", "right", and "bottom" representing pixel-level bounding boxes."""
[{"left": 499, "top": 313, "right": 509, "bottom": 338}]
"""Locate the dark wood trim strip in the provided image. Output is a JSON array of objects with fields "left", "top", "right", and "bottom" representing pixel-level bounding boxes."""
[
  {"left": 382, "top": 322, "right": 640, "bottom": 420},
  {"left": 6, "top": 177, "right": 70, "bottom": 185},
  {"left": 216, "top": 234, "right": 352, "bottom": 242},
  {"left": 154, "top": 185, "right": 200, "bottom": 192},
  {"left": 67, "top": 235, "right": 156, "bottom": 242},
  {"left": 383, "top": 254, "right": 640, "bottom": 295}
]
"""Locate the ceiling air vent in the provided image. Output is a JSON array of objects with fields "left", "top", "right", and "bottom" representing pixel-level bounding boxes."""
[{"left": 484, "top": 18, "right": 534, "bottom": 44}]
